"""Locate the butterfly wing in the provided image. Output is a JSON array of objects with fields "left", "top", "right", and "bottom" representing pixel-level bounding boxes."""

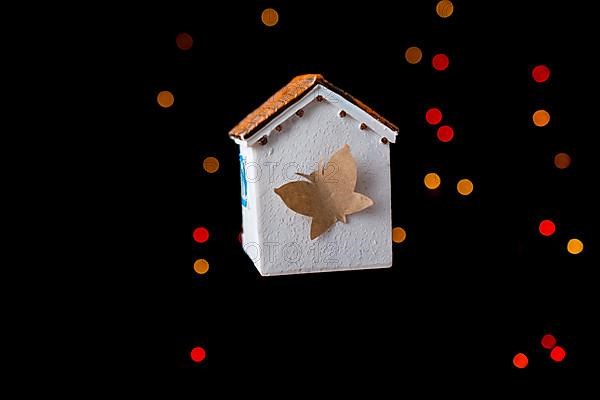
[
  {"left": 310, "top": 213, "right": 337, "bottom": 240},
  {"left": 322, "top": 144, "right": 357, "bottom": 192},
  {"left": 341, "top": 192, "right": 374, "bottom": 216},
  {"left": 275, "top": 180, "right": 338, "bottom": 240},
  {"left": 274, "top": 181, "right": 320, "bottom": 217},
  {"left": 318, "top": 144, "right": 373, "bottom": 222}
]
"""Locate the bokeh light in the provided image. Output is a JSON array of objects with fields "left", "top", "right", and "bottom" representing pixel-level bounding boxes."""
[
  {"left": 426, "top": 107, "right": 443, "bottom": 125},
  {"left": 541, "top": 334, "right": 557, "bottom": 349},
  {"left": 424, "top": 172, "right": 441, "bottom": 190},
  {"left": 157, "top": 90, "right": 174, "bottom": 108},
  {"left": 532, "top": 110, "right": 550, "bottom": 127},
  {"left": 437, "top": 125, "right": 454, "bottom": 142},
  {"left": 550, "top": 346, "right": 566, "bottom": 362},
  {"left": 567, "top": 238, "right": 584, "bottom": 255},
  {"left": 190, "top": 346, "right": 206, "bottom": 363},
  {"left": 203, "top": 156, "right": 220, "bottom": 173},
  {"left": 193, "top": 259, "right": 209, "bottom": 275},
  {"left": 456, "top": 179, "right": 474, "bottom": 196},
  {"left": 532, "top": 65, "right": 550, "bottom": 83},
  {"left": 436, "top": 0, "right": 454, "bottom": 18},
  {"left": 392, "top": 227, "right": 407, "bottom": 243},
  {"left": 405, "top": 46, "right": 423, "bottom": 64},
  {"left": 554, "top": 152, "right": 571, "bottom": 169},
  {"left": 193, "top": 227, "right": 210, "bottom": 243},
  {"left": 261, "top": 8, "right": 279, "bottom": 27},
  {"left": 176, "top": 32, "right": 193, "bottom": 51},
  {"left": 513, "top": 352, "right": 528, "bottom": 369},
  {"left": 538, "top": 219, "right": 556, "bottom": 237},
  {"left": 432, "top": 53, "right": 449, "bottom": 71}
]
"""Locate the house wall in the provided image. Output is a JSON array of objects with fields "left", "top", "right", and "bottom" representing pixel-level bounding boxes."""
[
  {"left": 238, "top": 144, "right": 263, "bottom": 273},
  {"left": 244, "top": 96, "right": 393, "bottom": 275}
]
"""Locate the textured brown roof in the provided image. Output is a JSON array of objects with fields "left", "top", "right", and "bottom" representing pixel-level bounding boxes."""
[{"left": 229, "top": 74, "right": 398, "bottom": 140}]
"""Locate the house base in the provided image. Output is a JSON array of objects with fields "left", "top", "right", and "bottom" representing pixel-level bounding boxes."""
[{"left": 258, "top": 262, "right": 393, "bottom": 277}]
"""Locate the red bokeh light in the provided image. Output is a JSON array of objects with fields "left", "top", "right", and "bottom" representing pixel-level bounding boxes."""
[
  {"left": 550, "top": 346, "right": 566, "bottom": 362},
  {"left": 193, "top": 227, "right": 210, "bottom": 243},
  {"left": 190, "top": 346, "right": 206, "bottom": 363},
  {"left": 437, "top": 125, "right": 454, "bottom": 142},
  {"left": 541, "top": 334, "right": 557, "bottom": 349},
  {"left": 432, "top": 53, "right": 450, "bottom": 71},
  {"left": 538, "top": 219, "right": 556, "bottom": 237},
  {"left": 513, "top": 352, "right": 528, "bottom": 369},
  {"left": 176, "top": 32, "right": 194, "bottom": 51},
  {"left": 426, "top": 108, "right": 443, "bottom": 125},
  {"left": 532, "top": 65, "right": 550, "bottom": 83}
]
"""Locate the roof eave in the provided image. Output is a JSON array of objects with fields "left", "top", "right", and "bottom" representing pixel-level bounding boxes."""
[{"left": 234, "top": 85, "right": 398, "bottom": 147}]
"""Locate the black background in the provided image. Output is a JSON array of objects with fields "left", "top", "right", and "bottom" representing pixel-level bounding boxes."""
[{"left": 133, "top": 0, "right": 597, "bottom": 387}]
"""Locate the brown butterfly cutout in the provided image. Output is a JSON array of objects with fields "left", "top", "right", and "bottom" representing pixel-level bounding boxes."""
[{"left": 274, "top": 144, "right": 374, "bottom": 240}]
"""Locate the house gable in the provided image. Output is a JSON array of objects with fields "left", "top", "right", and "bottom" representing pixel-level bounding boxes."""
[{"left": 229, "top": 74, "right": 398, "bottom": 147}]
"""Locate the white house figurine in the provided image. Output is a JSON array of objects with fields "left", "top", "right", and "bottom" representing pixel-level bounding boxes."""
[{"left": 229, "top": 74, "right": 398, "bottom": 276}]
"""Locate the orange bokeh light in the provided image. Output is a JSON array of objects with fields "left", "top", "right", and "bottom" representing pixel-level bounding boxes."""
[
  {"left": 405, "top": 46, "right": 423, "bottom": 64},
  {"left": 456, "top": 179, "right": 474, "bottom": 196},
  {"left": 261, "top": 8, "right": 279, "bottom": 27},
  {"left": 392, "top": 227, "right": 407, "bottom": 243},
  {"left": 436, "top": 1, "right": 454, "bottom": 18},
  {"left": 554, "top": 153, "right": 571, "bottom": 169},
  {"left": 532, "top": 110, "right": 550, "bottom": 127},
  {"left": 193, "top": 259, "right": 209, "bottom": 275},
  {"left": 157, "top": 90, "right": 175, "bottom": 108},
  {"left": 513, "top": 352, "right": 528, "bottom": 368},
  {"left": 203, "top": 156, "right": 220, "bottom": 173},
  {"left": 567, "top": 238, "right": 584, "bottom": 255},
  {"left": 424, "top": 172, "right": 441, "bottom": 190}
]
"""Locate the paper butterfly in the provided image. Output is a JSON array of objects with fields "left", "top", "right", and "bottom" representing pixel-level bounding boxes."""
[{"left": 274, "top": 144, "right": 374, "bottom": 240}]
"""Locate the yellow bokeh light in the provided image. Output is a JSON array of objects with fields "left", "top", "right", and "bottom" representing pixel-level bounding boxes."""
[
  {"left": 554, "top": 153, "right": 571, "bottom": 169},
  {"left": 567, "top": 239, "right": 584, "bottom": 255},
  {"left": 261, "top": 8, "right": 279, "bottom": 27},
  {"left": 532, "top": 110, "right": 550, "bottom": 127},
  {"left": 424, "top": 172, "right": 441, "bottom": 190},
  {"left": 457, "top": 178, "right": 474, "bottom": 196},
  {"left": 436, "top": 0, "right": 454, "bottom": 18},
  {"left": 405, "top": 46, "right": 423, "bottom": 64},
  {"left": 392, "top": 227, "right": 407, "bottom": 243},
  {"left": 203, "top": 156, "right": 220, "bottom": 173},
  {"left": 194, "top": 259, "right": 210, "bottom": 274},
  {"left": 157, "top": 90, "right": 174, "bottom": 108}
]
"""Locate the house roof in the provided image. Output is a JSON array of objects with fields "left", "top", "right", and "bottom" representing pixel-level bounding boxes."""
[{"left": 229, "top": 74, "right": 399, "bottom": 140}]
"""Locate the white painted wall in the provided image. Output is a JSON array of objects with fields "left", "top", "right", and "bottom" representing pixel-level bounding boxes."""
[
  {"left": 239, "top": 144, "right": 261, "bottom": 268},
  {"left": 239, "top": 87, "right": 393, "bottom": 276}
]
